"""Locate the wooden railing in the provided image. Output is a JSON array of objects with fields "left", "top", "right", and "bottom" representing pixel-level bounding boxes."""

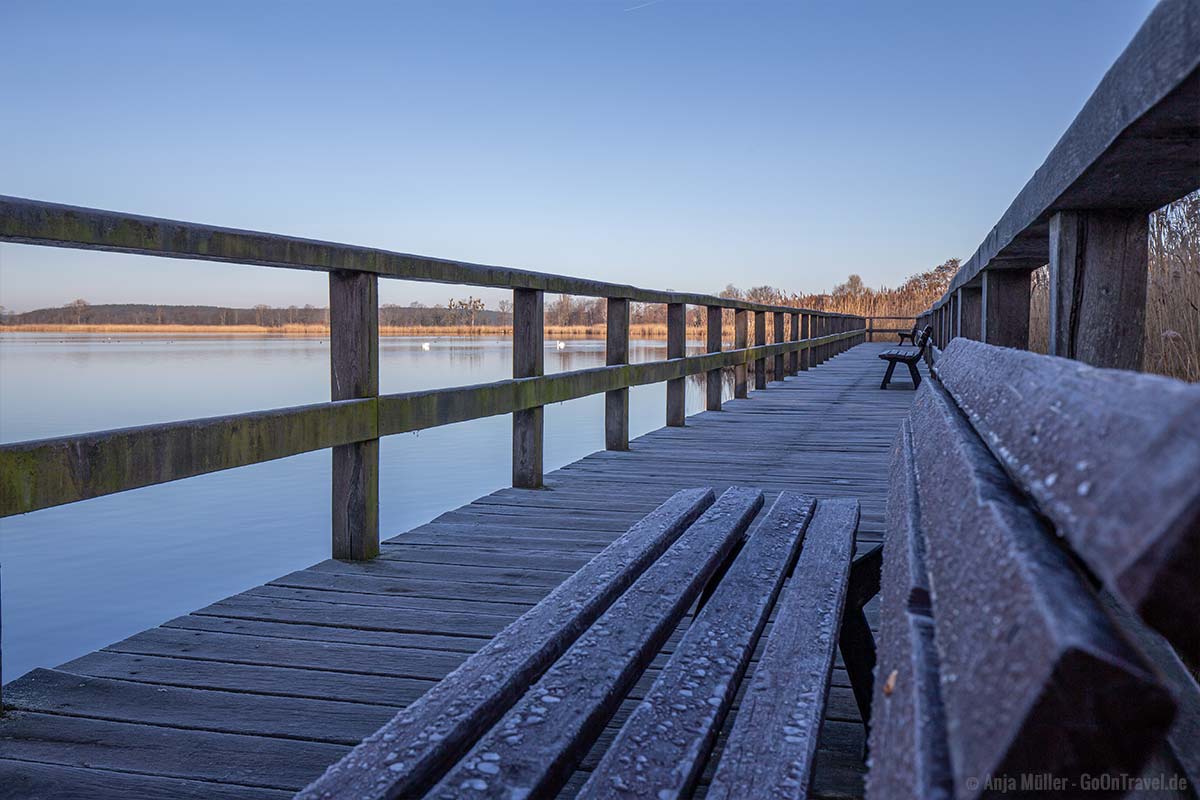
[
  {"left": 917, "top": 0, "right": 1199, "bottom": 370},
  {"left": 0, "top": 195, "right": 865, "bottom": 562},
  {"left": 865, "top": 316, "right": 917, "bottom": 342}
]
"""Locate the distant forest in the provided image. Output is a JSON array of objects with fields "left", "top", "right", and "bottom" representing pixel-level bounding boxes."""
[{"left": 3, "top": 301, "right": 513, "bottom": 328}]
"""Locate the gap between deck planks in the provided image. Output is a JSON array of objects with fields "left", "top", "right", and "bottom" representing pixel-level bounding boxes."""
[{"left": 0, "top": 343, "right": 918, "bottom": 800}]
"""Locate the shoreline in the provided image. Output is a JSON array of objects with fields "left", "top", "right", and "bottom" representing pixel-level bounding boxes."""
[{"left": 0, "top": 323, "right": 707, "bottom": 338}]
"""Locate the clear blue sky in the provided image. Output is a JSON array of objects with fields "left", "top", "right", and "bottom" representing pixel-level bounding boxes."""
[{"left": 0, "top": 0, "right": 1158, "bottom": 312}]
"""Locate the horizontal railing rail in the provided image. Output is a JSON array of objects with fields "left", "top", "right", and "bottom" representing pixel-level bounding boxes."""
[
  {"left": 917, "top": 0, "right": 1199, "bottom": 369},
  {"left": 865, "top": 316, "right": 917, "bottom": 342},
  {"left": 0, "top": 195, "right": 866, "bottom": 561}
]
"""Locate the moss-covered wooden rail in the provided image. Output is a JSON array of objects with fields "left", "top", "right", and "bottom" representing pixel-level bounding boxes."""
[{"left": 0, "top": 194, "right": 865, "bottom": 557}]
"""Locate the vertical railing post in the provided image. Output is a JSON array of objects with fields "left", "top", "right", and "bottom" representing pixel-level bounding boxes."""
[
  {"left": 1049, "top": 210, "right": 1148, "bottom": 369},
  {"left": 754, "top": 311, "right": 767, "bottom": 389},
  {"left": 788, "top": 312, "right": 800, "bottom": 375},
  {"left": 329, "top": 271, "right": 379, "bottom": 561},
  {"left": 706, "top": 305, "right": 723, "bottom": 411},
  {"left": 867, "top": 317, "right": 874, "bottom": 343},
  {"left": 814, "top": 314, "right": 826, "bottom": 365},
  {"left": 734, "top": 308, "right": 748, "bottom": 398},
  {"left": 773, "top": 312, "right": 785, "bottom": 382},
  {"left": 513, "top": 288, "right": 544, "bottom": 487},
  {"left": 981, "top": 268, "right": 1033, "bottom": 349},
  {"left": 958, "top": 286, "right": 983, "bottom": 340},
  {"left": 800, "top": 313, "right": 810, "bottom": 371},
  {"left": 606, "top": 297, "right": 630, "bottom": 450},
  {"left": 666, "top": 302, "right": 686, "bottom": 427}
]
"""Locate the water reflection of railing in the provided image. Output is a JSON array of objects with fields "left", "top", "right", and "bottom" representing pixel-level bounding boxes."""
[{"left": 0, "top": 196, "right": 864, "bottom": 561}]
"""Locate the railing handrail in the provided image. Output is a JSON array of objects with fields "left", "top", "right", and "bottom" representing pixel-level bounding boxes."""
[{"left": 0, "top": 195, "right": 850, "bottom": 318}]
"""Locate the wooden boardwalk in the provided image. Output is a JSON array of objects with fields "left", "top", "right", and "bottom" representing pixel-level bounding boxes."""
[{"left": 0, "top": 343, "right": 919, "bottom": 800}]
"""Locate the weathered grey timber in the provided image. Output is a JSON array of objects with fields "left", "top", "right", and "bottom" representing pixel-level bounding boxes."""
[
  {"left": 606, "top": 298, "right": 631, "bottom": 450},
  {"left": 1048, "top": 209, "right": 1149, "bottom": 370},
  {"left": 754, "top": 311, "right": 768, "bottom": 389},
  {"left": 578, "top": 493, "right": 818, "bottom": 800},
  {"left": 706, "top": 306, "right": 723, "bottom": 412},
  {"left": 295, "top": 488, "right": 713, "bottom": 800},
  {"left": 329, "top": 270, "right": 379, "bottom": 560},
  {"left": 933, "top": 338, "right": 1200, "bottom": 661},
  {"left": 866, "top": 419, "right": 953, "bottom": 800},
  {"left": 885, "top": 375, "right": 1177, "bottom": 796},
  {"left": 512, "top": 288, "right": 545, "bottom": 487},
  {"left": 707, "top": 499, "right": 860, "bottom": 800},
  {"left": 666, "top": 303, "right": 686, "bottom": 427},
  {"left": 0, "top": 344, "right": 906, "bottom": 799},
  {"left": 773, "top": 311, "right": 786, "bottom": 381},
  {"left": 954, "top": 286, "right": 981, "bottom": 341},
  {"left": 424, "top": 489, "right": 764, "bottom": 799},
  {"left": 0, "top": 328, "right": 861, "bottom": 517},
  {"left": 734, "top": 309, "right": 749, "bottom": 398},
  {"left": 0, "top": 195, "right": 854, "bottom": 318},
  {"left": 980, "top": 268, "right": 1032, "bottom": 348}
]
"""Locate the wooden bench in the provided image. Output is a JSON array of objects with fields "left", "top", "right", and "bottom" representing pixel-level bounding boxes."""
[
  {"left": 297, "top": 487, "right": 881, "bottom": 800},
  {"left": 896, "top": 323, "right": 919, "bottom": 345},
  {"left": 878, "top": 326, "right": 932, "bottom": 389},
  {"left": 868, "top": 338, "right": 1200, "bottom": 798}
]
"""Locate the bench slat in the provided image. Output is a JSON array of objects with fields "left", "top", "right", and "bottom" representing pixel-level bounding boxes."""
[
  {"left": 910, "top": 380, "right": 1175, "bottom": 792},
  {"left": 867, "top": 418, "right": 954, "bottom": 800},
  {"left": 577, "top": 492, "right": 817, "bottom": 800},
  {"left": 934, "top": 338, "right": 1200, "bottom": 661},
  {"left": 425, "top": 487, "right": 764, "bottom": 799},
  {"left": 295, "top": 487, "right": 715, "bottom": 800},
  {"left": 707, "top": 498, "right": 859, "bottom": 800}
]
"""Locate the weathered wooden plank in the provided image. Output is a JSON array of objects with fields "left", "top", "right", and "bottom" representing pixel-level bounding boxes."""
[
  {"left": 910, "top": 378, "right": 1174, "bottom": 791},
  {"left": 329, "top": 269, "right": 379, "bottom": 560},
  {"left": 59, "top": 651, "right": 437, "bottom": 706},
  {"left": 578, "top": 492, "right": 816, "bottom": 800},
  {"left": 165, "top": 614, "right": 488, "bottom": 654},
  {"left": 865, "top": 419, "right": 953, "bottom": 800},
  {"left": 606, "top": 297, "right": 631, "bottom": 450},
  {"left": 667, "top": 302, "right": 687, "bottom": 426},
  {"left": 773, "top": 311, "right": 786, "bottom": 381},
  {"left": 3, "top": 668, "right": 397, "bottom": 745},
  {"left": 0, "top": 759, "right": 292, "bottom": 800},
  {"left": 296, "top": 488, "right": 716, "bottom": 800},
  {"left": 934, "top": 338, "right": 1200, "bottom": 661},
  {"left": 0, "top": 195, "right": 834, "bottom": 316},
  {"left": 734, "top": 308, "right": 749, "bottom": 398},
  {"left": 0, "top": 711, "right": 347, "bottom": 790},
  {"left": 706, "top": 306, "right": 723, "bottom": 411},
  {"left": 980, "top": 267, "right": 1034, "bottom": 348},
  {"left": 423, "top": 488, "right": 765, "bottom": 799},
  {"left": 754, "top": 311, "right": 768, "bottom": 389},
  {"left": 0, "top": 333, "right": 859, "bottom": 517},
  {"left": 707, "top": 498, "right": 859, "bottom": 800},
  {"left": 955, "top": 286, "right": 981, "bottom": 341},
  {"left": 512, "top": 287, "right": 544, "bottom": 487},
  {"left": 1048, "top": 209, "right": 1149, "bottom": 370}
]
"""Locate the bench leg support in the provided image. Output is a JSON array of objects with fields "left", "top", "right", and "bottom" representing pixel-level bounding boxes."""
[
  {"left": 840, "top": 543, "right": 882, "bottom": 760},
  {"left": 907, "top": 361, "right": 921, "bottom": 390},
  {"left": 880, "top": 361, "right": 897, "bottom": 390}
]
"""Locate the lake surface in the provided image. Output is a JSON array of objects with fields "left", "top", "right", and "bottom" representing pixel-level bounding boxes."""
[{"left": 0, "top": 333, "right": 730, "bottom": 681}]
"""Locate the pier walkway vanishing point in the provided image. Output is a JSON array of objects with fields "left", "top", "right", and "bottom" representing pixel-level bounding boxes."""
[{"left": 0, "top": 344, "right": 911, "bottom": 799}]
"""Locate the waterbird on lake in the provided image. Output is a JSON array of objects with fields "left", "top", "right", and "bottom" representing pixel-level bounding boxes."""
[
  {"left": 422, "top": 342, "right": 432, "bottom": 351},
  {"left": 556, "top": 341, "right": 566, "bottom": 349}
]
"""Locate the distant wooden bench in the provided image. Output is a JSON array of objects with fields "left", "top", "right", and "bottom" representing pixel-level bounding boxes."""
[
  {"left": 877, "top": 326, "right": 932, "bottom": 389},
  {"left": 868, "top": 339, "right": 1200, "bottom": 797},
  {"left": 297, "top": 487, "right": 881, "bottom": 800},
  {"left": 896, "top": 323, "right": 919, "bottom": 345}
]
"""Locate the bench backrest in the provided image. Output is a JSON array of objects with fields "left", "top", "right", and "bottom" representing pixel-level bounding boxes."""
[
  {"left": 869, "top": 338, "right": 1199, "bottom": 798},
  {"left": 915, "top": 325, "right": 933, "bottom": 350}
]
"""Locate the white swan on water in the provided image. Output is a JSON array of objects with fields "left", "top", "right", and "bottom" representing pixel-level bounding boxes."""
[
  {"left": 421, "top": 342, "right": 431, "bottom": 351},
  {"left": 556, "top": 341, "right": 566, "bottom": 350}
]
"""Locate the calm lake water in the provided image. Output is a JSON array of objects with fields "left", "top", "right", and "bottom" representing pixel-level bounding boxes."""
[{"left": 0, "top": 333, "right": 728, "bottom": 682}]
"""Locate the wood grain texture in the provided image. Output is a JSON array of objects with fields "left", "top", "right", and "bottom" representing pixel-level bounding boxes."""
[
  {"left": 606, "top": 298, "right": 631, "bottom": 451},
  {"left": 734, "top": 309, "right": 749, "bottom": 398},
  {"left": 329, "top": 270, "right": 379, "bottom": 560},
  {"left": 981, "top": 268, "right": 1033, "bottom": 348},
  {"left": 934, "top": 338, "right": 1200, "bottom": 661},
  {"left": 773, "top": 311, "right": 786, "bottom": 382},
  {"left": 789, "top": 312, "right": 801, "bottom": 374},
  {"left": 707, "top": 306, "right": 724, "bottom": 411},
  {"left": 754, "top": 311, "right": 768, "bottom": 389},
  {"left": 512, "top": 288, "right": 544, "bottom": 487},
  {"left": 296, "top": 489, "right": 715, "bottom": 800},
  {"left": 910, "top": 378, "right": 1174, "bottom": 795},
  {"left": 955, "top": 286, "right": 981, "bottom": 341},
  {"left": 1049, "top": 209, "right": 1149, "bottom": 370},
  {"left": 667, "top": 302, "right": 687, "bottom": 426},
  {"left": 707, "top": 498, "right": 859, "bottom": 800},
  {"left": 425, "top": 488, "right": 764, "bottom": 799},
  {"left": 578, "top": 493, "right": 816, "bottom": 800}
]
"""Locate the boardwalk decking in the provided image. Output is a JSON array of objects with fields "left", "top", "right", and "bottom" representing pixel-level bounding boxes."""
[{"left": 0, "top": 343, "right": 919, "bottom": 800}]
